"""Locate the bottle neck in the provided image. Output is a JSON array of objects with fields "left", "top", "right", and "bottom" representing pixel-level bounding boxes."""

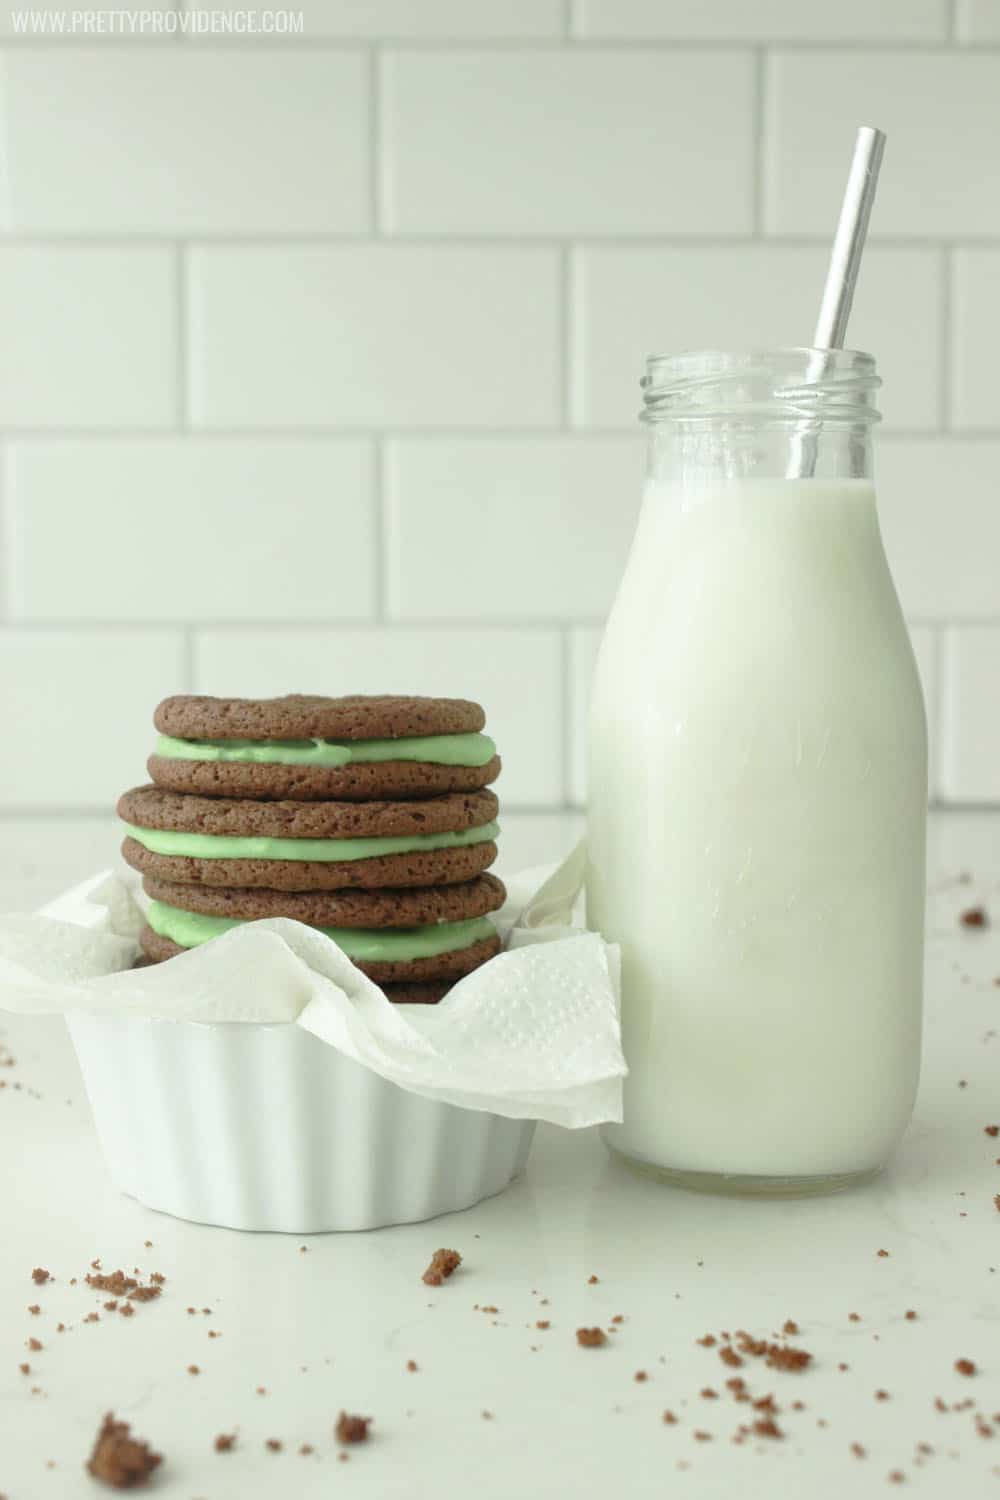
[{"left": 645, "top": 420, "right": 874, "bottom": 489}]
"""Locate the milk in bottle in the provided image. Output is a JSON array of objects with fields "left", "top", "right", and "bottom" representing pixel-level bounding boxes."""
[{"left": 586, "top": 350, "right": 926, "bottom": 1193}]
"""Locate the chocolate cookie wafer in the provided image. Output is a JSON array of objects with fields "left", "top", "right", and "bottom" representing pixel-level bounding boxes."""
[
  {"left": 148, "top": 693, "right": 501, "bottom": 801},
  {"left": 119, "top": 785, "right": 499, "bottom": 892},
  {"left": 141, "top": 872, "right": 507, "bottom": 927}
]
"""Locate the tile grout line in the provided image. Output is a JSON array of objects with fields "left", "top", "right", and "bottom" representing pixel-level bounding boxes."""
[
  {"left": 369, "top": 43, "right": 383, "bottom": 236},
  {"left": 560, "top": 243, "right": 574, "bottom": 429},
  {"left": 939, "top": 245, "right": 954, "bottom": 432},
  {"left": 174, "top": 242, "right": 188, "bottom": 430},
  {"left": 559, "top": 624, "right": 574, "bottom": 808},
  {"left": 752, "top": 46, "right": 767, "bottom": 237},
  {"left": 372, "top": 435, "right": 387, "bottom": 621}
]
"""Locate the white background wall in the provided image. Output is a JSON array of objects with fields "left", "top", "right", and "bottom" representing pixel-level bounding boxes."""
[{"left": 1, "top": 0, "right": 999, "bottom": 848}]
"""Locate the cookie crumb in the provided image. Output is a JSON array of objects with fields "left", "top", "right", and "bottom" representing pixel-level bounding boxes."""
[
  {"left": 214, "top": 1433, "right": 236, "bottom": 1453},
  {"left": 783, "top": 1320, "right": 799, "bottom": 1335},
  {"left": 985, "top": 1125, "right": 999, "bottom": 1137},
  {"left": 754, "top": 1417, "right": 783, "bottom": 1440},
  {"left": 256, "top": 1386, "right": 267, "bottom": 1396},
  {"left": 536, "top": 1320, "right": 550, "bottom": 1330},
  {"left": 187, "top": 1365, "right": 200, "bottom": 1376},
  {"left": 28, "top": 1304, "right": 40, "bottom": 1315},
  {"left": 119, "top": 1304, "right": 134, "bottom": 1319},
  {"left": 700, "top": 1387, "right": 718, "bottom": 1399},
  {"left": 849, "top": 1312, "right": 861, "bottom": 1322},
  {"left": 888, "top": 1471, "right": 906, "bottom": 1484},
  {"left": 86, "top": 1412, "right": 161, "bottom": 1490},
  {"left": 697, "top": 1333, "right": 717, "bottom": 1347},
  {"left": 576, "top": 1327, "right": 607, "bottom": 1348},
  {"left": 961, "top": 907, "right": 988, "bottom": 928},
  {"left": 31, "top": 1268, "right": 50, "bottom": 1285},
  {"left": 877, "top": 1249, "right": 890, "bottom": 1258},
  {"left": 663, "top": 1410, "right": 678, "bottom": 1424},
  {"left": 955, "top": 1359, "right": 977, "bottom": 1376},
  {"left": 335, "top": 1412, "right": 371, "bottom": 1445},
  {"left": 481, "top": 1410, "right": 493, "bottom": 1421},
  {"left": 406, "top": 1359, "right": 418, "bottom": 1372},
  {"left": 300, "top": 1443, "right": 314, "bottom": 1455},
  {"left": 588, "top": 1274, "right": 599, "bottom": 1284},
  {"left": 693, "top": 1431, "right": 712, "bottom": 1442},
  {"left": 18, "top": 1363, "right": 29, "bottom": 1375},
  {"left": 265, "top": 1439, "right": 283, "bottom": 1453},
  {"left": 905, "top": 1310, "right": 918, "bottom": 1320},
  {"left": 143, "top": 1241, "right": 152, "bottom": 1249},
  {"left": 635, "top": 1371, "right": 648, "bottom": 1383},
  {"left": 422, "top": 1248, "right": 461, "bottom": 1287},
  {"left": 851, "top": 1442, "right": 866, "bottom": 1458},
  {"left": 719, "top": 1346, "right": 743, "bottom": 1368}
]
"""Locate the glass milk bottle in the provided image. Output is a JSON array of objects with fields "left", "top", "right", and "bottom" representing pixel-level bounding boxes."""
[{"left": 587, "top": 349, "right": 926, "bottom": 1194}]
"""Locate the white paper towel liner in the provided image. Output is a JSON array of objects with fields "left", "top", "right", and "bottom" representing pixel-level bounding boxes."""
[{"left": 0, "top": 841, "right": 625, "bottom": 1129}]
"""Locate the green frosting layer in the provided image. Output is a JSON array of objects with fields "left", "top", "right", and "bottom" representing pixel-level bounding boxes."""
[
  {"left": 155, "top": 731, "right": 496, "bottom": 769},
  {"left": 146, "top": 899, "right": 495, "bottom": 961},
  {"left": 123, "top": 821, "right": 500, "bottom": 863}
]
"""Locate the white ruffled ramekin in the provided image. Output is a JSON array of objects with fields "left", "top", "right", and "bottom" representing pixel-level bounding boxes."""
[{"left": 66, "top": 1012, "right": 536, "bottom": 1233}]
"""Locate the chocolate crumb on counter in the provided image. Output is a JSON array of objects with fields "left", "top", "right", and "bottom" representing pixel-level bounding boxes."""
[
  {"left": 187, "top": 1365, "right": 200, "bottom": 1376},
  {"left": 635, "top": 1371, "right": 648, "bottom": 1383},
  {"left": 18, "top": 1363, "right": 29, "bottom": 1375},
  {"left": 31, "top": 1268, "right": 50, "bottom": 1285},
  {"left": 877, "top": 1249, "right": 890, "bottom": 1258},
  {"left": 753, "top": 1417, "right": 783, "bottom": 1440},
  {"left": 994, "top": 1194, "right": 1000, "bottom": 1213},
  {"left": 27, "top": 1304, "right": 40, "bottom": 1315},
  {"left": 700, "top": 1388, "right": 718, "bottom": 1400},
  {"left": 888, "top": 1471, "right": 906, "bottom": 1484},
  {"left": 406, "top": 1359, "right": 418, "bottom": 1372},
  {"left": 765, "top": 1344, "right": 812, "bottom": 1372},
  {"left": 588, "top": 1274, "right": 600, "bottom": 1284},
  {"left": 720, "top": 1346, "right": 743, "bottom": 1368},
  {"left": 663, "top": 1411, "right": 678, "bottom": 1424},
  {"left": 481, "top": 1410, "right": 494, "bottom": 1421},
  {"left": 905, "top": 1310, "right": 918, "bottom": 1320},
  {"left": 335, "top": 1412, "right": 371, "bottom": 1445},
  {"left": 86, "top": 1412, "right": 162, "bottom": 1491},
  {"left": 961, "top": 907, "right": 988, "bottom": 928},
  {"left": 955, "top": 1359, "right": 977, "bottom": 1376},
  {"left": 851, "top": 1443, "right": 867, "bottom": 1459},
  {"left": 693, "top": 1431, "right": 713, "bottom": 1442},
  {"left": 214, "top": 1433, "right": 236, "bottom": 1453},
  {"left": 876, "top": 1389, "right": 891, "bottom": 1401},
  {"left": 422, "top": 1248, "right": 461, "bottom": 1287},
  {"left": 985, "top": 1125, "right": 999, "bottom": 1137},
  {"left": 300, "top": 1444, "right": 315, "bottom": 1456},
  {"left": 119, "top": 1305, "right": 134, "bottom": 1320},
  {"left": 783, "top": 1320, "right": 799, "bottom": 1335},
  {"left": 697, "top": 1334, "right": 717, "bottom": 1347},
  {"left": 265, "top": 1439, "right": 283, "bottom": 1453},
  {"left": 849, "top": 1312, "right": 861, "bottom": 1322},
  {"left": 576, "top": 1327, "right": 607, "bottom": 1348},
  {"left": 536, "top": 1320, "right": 550, "bottom": 1331}
]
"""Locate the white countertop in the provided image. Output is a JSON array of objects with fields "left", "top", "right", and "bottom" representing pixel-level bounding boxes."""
[{"left": 1, "top": 810, "right": 999, "bottom": 1499}]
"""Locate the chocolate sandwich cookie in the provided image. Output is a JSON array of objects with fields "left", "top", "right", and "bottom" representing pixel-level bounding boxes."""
[
  {"left": 119, "top": 785, "right": 500, "bottom": 892},
  {"left": 141, "top": 872, "right": 507, "bottom": 927},
  {"left": 148, "top": 694, "right": 500, "bottom": 802},
  {"left": 138, "top": 915, "right": 501, "bottom": 983}
]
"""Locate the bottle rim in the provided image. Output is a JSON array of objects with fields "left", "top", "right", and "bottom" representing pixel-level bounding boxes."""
[{"left": 641, "top": 346, "right": 881, "bottom": 427}]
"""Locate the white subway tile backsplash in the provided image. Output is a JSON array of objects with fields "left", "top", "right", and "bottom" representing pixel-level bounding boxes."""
[
  {"left": 188, "top": 246, "right": 560, "bottom": 429},
  {"left": 878, "top": 441, "right": 1000, "bottom": 620},
  {"left": 952, "top": 251, "right": 1000, "bottom": 431},
  {"left": 572, "top": 246, "right": 941, "bottom": 432},
  {"left": 766, "top": 51, "right": 1000, "bottom": 237},
  {"left": 259, "top": 1, "right": 563, "bottom": 37},
  {"left": 0, "top": 630, "right": 184, "bottom": 808},
  {"left": 385, "top": 437, "right": 642, "bottom": 621},
  {"left": 956, "top": 0, "right": 1000, "bottom": 41},
  {"left": 1, "top": 49, "right": 368, "bottom": 233},
  {"left": 0, "top": 248, "right": 176, "bottom": 429},
  {"left": 194, "top": 628, "right": 564, "bottom": 807},
  {"left": 382, "top": 49, "right": 754, "bottom": 235},
  {"left": 6, "top": 440, "right": 375, "bottom": 622},
  {"left": 574, "top": 0, "right": 949, "bottom": 40},
  {"left": 941, "top": 627, "right": 1000, "bottom": 802}
]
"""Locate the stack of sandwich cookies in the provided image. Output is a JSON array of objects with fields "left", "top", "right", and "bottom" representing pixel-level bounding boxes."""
[{"left": 118, "top": 694, "right": 504, "bottom": 1004}]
